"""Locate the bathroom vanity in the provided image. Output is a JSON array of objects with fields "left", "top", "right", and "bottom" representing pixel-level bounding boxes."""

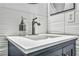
[{"left": 7, "top": 34, "right": 78, "bottom": 56}]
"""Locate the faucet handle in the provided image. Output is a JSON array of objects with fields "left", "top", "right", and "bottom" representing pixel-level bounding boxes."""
[
  {"left": 38, "top": 23, "right": 41, "bottom": 26},
  {"left": 33, "top": 17, "right": 37, "bottom": 20}
]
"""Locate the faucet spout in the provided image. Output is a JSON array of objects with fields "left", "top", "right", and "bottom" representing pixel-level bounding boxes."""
[{"left": 32, "top": 17, "right": 41, "bottom": 35}]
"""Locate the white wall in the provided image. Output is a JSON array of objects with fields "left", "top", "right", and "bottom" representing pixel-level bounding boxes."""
[
  {"left": 64, "top": 10, "right": 79, "bottom": 35},
  {"left": 48, "top": 13, "right": 65, "bottom": 34}
]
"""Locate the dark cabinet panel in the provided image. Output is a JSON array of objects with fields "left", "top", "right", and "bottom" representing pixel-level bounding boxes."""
[
  {"left": 45, "top": 49, "right": 62, "bottom": 56},
  {"left": 63, "top": 44, "right": 75, "bottom": 56},
  {"left": 32, "top": 48, "right": 62, "bottom": 56},
  {"left": 8, "top": 42, "right": 25, "bottom": 56}
]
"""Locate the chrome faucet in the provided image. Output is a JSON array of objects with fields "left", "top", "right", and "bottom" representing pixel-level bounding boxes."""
[{"left": 32, "top": 17, "right": 40, "bottom": 35}]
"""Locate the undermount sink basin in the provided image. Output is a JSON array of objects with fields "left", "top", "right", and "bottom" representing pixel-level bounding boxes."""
[
  {"left": 24, "top": 34, "right": 60, "bottom": 41},
  {"left": 25, "top": 34, "right": 47, "bottom": 40}
]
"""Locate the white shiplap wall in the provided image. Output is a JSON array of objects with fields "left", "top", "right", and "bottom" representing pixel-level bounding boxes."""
[
  {"left": 0, "top": 35, "right": 8, "bottom": 56},
  {"left": 48, "top": 13, "right": 65, "bottom": 34}
]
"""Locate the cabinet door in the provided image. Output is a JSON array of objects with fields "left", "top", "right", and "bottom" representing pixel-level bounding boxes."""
[{"left": 63, "top": 44, "right": 74, "bottom": 56}]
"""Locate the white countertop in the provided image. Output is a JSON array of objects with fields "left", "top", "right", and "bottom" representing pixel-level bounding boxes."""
[{"left": 7, "top": 34, "right": 78, "bottom": 54}]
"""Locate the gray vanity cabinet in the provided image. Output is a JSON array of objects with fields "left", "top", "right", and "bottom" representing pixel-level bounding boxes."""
[{"left": 8, "top": 39, "right": 76, "bottom": 56}]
